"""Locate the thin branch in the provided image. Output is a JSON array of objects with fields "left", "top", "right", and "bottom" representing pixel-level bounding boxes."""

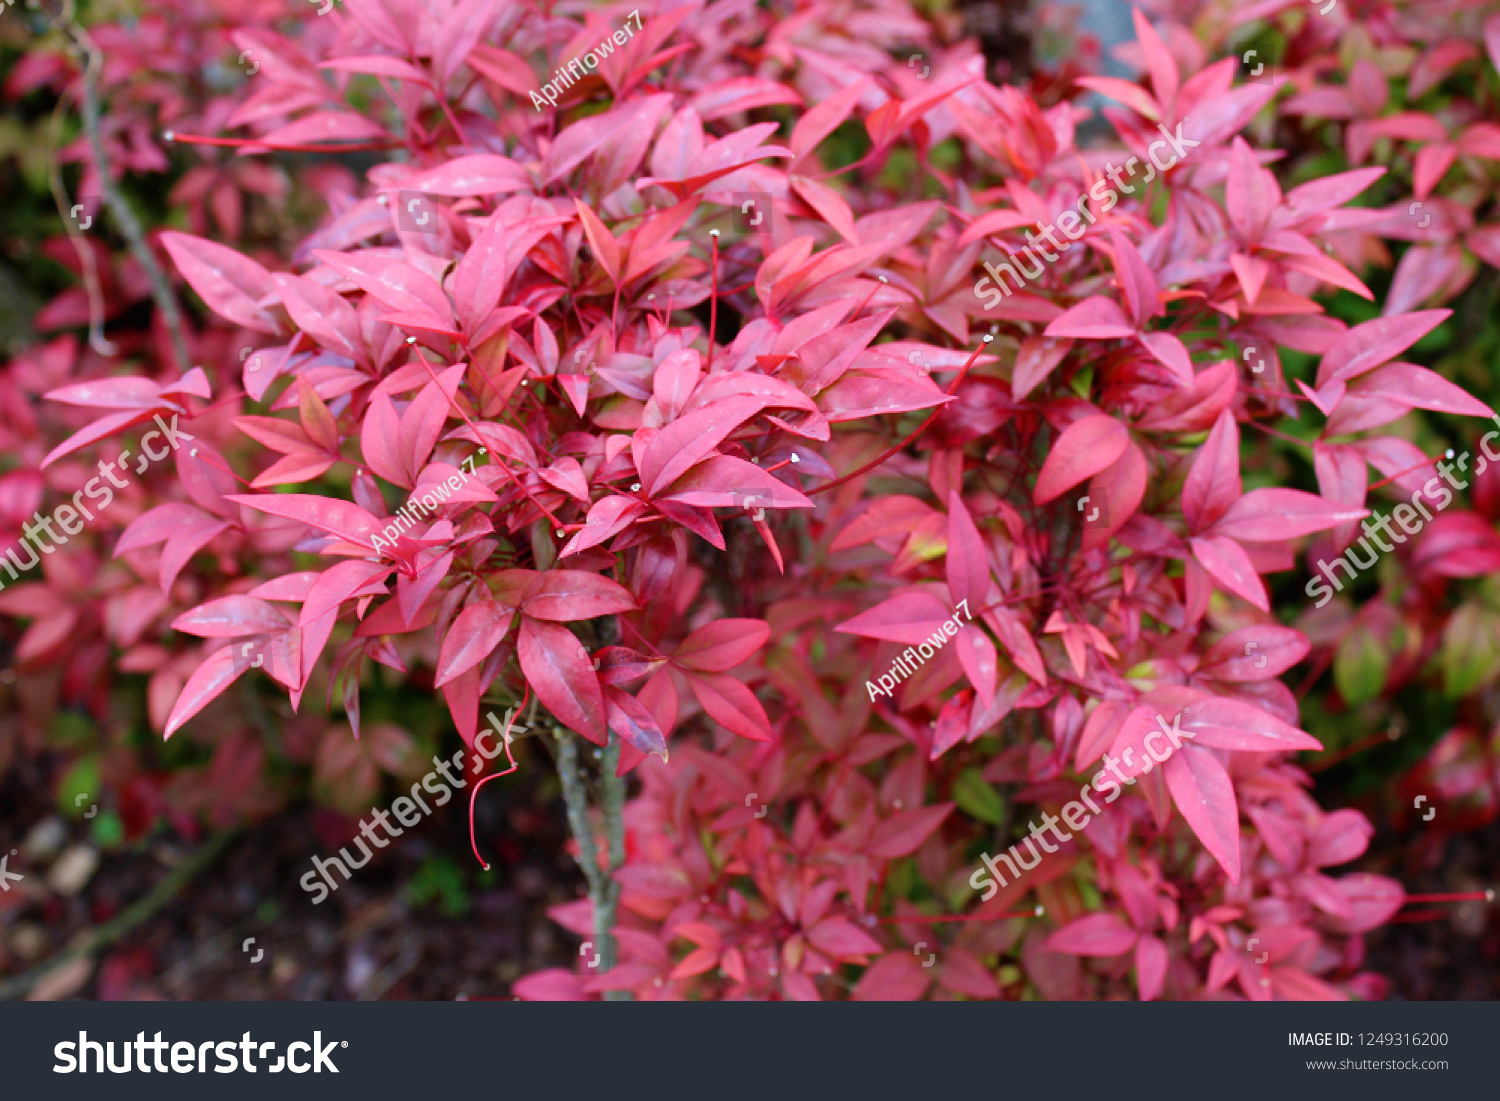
[
  {"left": 0, "top": 828, "right": 238, "bottom": 1000},
  {"left": 70, "top": 23, "right": 191, "bottom": 372}
]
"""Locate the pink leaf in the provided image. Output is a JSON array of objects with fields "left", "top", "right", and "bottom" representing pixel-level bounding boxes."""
[
  {"left": 1211, "top": 488, "right": 1366, "bottom": 542},
  {"left": 673, "top": 618, "right": 771, "bottom": 673},
  {"left": 1134, "top": 935, "right": 1169, "bottom": 1001},
  {"left": 866, "top": 803, "right": 954, "bottom": 858},
  {"left": 226, "top": 493, "right": 384, "bottom": 548},
  {"left": 835, "top": 590, "right": 955, "bottom": 645},
  {"left": 1138, "top": 331, "right": 1193, "bottom": 386},
  {"left": 830, "top": 496, "right": 936, "bottom": 552},
  {"left": 1182, "top": 410, "right": 1241, "bottom": 533},
  {"left": 1045, "top": 913, "right": 1139, "bottom": 957},
  {"left": 451, "top": 213, "right": 511, "bottom": 335},
  {"left": 164, "top": 647, "right": 247, "bottom": 738},
  {"left": 1163, "top": 746, "right": 1241, "bottom": 883},
  {"left": 171, "top": 595, "right": 291, "bottom": 638},
  {"left": 851, "top": 952, "right": 930, "bottom": 1001},
  {"left": 954, "top": 626, "right": 998, "bottom": 708},
  {"left": 1190, "top": 535, "right": 1269, "bottom": 611},
  {"left": 945, "top": 493, "right": 990, "bottom": 610},
  {"left": 160, "top": 232, "right": 280, "bottom": 333},
  {"left": 1314, "top": 310, "right": 1450, "bottom": 388},
  {"left": 639, "top": 395, "right": 767, "bottom": 496},
  {"left": 1033, "top": 415, "right": 1129, "bottom": 504},
  {"left": 1200, "top": 626, "right": 1309, "bottom": 681},
  {"left": 1044, "top": 296, "right": 1136, "bottom": 339},
  {"left": 1179, "top": 696, "right": 1323, "bottom": 753},
  {"left": 1353, "top": 363, "right": 1493, "bottom": 419},
  {"left": 684, "top": 671, "right": 773, "bottom": 742}
]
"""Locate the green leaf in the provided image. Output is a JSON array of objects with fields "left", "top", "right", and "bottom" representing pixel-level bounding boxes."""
[
  {"left": 1334, "top": 629, "right": 1389, "bottom": 705},
  {"left": 58, "top": 756, "right": 100, "bottom": 820},
  {"left": 90, "top": 810, "right": 125, "bottom": 849},
  {"left": 1441, "top": 604, "right": 1500, "bottom": 697},
  {"left": 953, "top": 768, "right": 1004, "bottom": 825}
]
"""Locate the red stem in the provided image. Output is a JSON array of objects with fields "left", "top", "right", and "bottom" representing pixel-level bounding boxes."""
[
  {"left": 706, "top": 231, "right": 720, "bottom": 374},
  {"left": 163, "top": 131, "right": 401, "bottom": 153},
  {"left": 875, "top": 908, "right": 1042, "bottom": 925},
  {"left": 469, "top": 685, "right": 528, "bottom": 871},
  {"left": 808, "top": 338, "right": 993, "bottom": 497}
]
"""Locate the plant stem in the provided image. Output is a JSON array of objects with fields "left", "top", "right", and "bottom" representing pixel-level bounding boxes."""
[
  {"left": 555, "top": 729, "right": 630, "bottom": 998},
  {"left": 71, "top": 24, "right": 190, "bottom": 373},
  {"left": 0, "top": 828, "right": 238, "bottom": 1001},
  {"left": 598, "top": 735, "right": 629, "bottom": 1001}
]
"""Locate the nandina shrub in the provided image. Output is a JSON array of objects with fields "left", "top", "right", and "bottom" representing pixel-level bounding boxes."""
[
  {"left": 1143, "top": 0, "right": 1500, "bottom": 855},
  {"left": 6, "top": 0, "right": 1500, "bottom": 1001}
]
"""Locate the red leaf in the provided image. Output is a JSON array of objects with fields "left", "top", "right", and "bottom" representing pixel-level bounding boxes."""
[
  {"left": 866, "top": 803, "right": 953, "bottom": 858},
  {"left": 835, "top": 590, "right": 955, "bottom": 645},
  {"left": 115, "top": 503, "right": 205, "bottom": 555},
  {"left": 1138, "top": 331, "right": 1193, "bottom": 386},
  {"left": 851, "top": 952, "right": 930, "bottom": 1001},
  {"left": 159, "top": 519, "right": 232, "bottom": 596},
  {"left": 435, "top": 601, "right": 514, "bottom": 686},
  {"left": 673, "top": 618, "right": 770, "bottom": 673},
  {"left": 1315, "top": 310, "right": 1450, "bottom": 388},
  {"left": 398, "top": 154, "right": 530, "bottom": 196},
  {"left": 1353, "top": 363, "right": 1493, "bottom": 419},
  {"left": 1179, "top": 696, "right": 1323, "bottom": 753},
  {"left": 451, "top": 212, "right": 511, "bottom": 335},
  {"left": 790, "top": 78, "right": 869, "bottom": 169},
  {"left": 829, "top": 496, "right": 936, "bottom": 552},
  {"left": 594, "top": 647, "right": 666, "bottom": 686},
  {"left": 1211, "top": 488, "right": 1366, "bottom": 542},
  {"left": 1044, "top": 296, "right": 1136, "bottom": 339},
  {"left": 1190, "top": 535, "right": 1268, "bottom": 611},
  {"left": 518, "top": 617, "right": 608, "bottom": 744},
  {"left": 1033, "top": 415, "right": 1129, "bottom": 504},
  {"left": 1200, "top": 626, "right": 1309, "bottom": 681},
  {"left": 954, "top": 627, "right": 998, "bottom": 709},
  {"left": 604, "top": 686, "right": 669, "bottom": 760},
  {"left": 639, "top": 395, "right": 766, "bottom": 496},
  {"left": 226, "top": 493, "right": 384, "bottom": 548},
  {"left": 522, "top": 571, "right": 637, "bottom": 622},
  {"left": 1047, "top": 913, "right": 1139, "bottom": 957},
  {"left": 171, "top": 595, "right": 291, "bottom": 638},
  {"left": 160, "top": 232, "right": 280, "bottom": 333},
  {"left": 1135, "top": 935, "right": 1169, "bottom": 1001},
  {"left": 945, "top": 493, "right": 990, "bottom": 610},
  {"left": 683, "top": 671, "right": 773, "bottom": 742},
  {"left": 315, "top": 250, "right": 453, "bottom": 327},
  {"left": 164, "top": 647, "right": 247, "bottom": 738},
  {"left": 360, "top": 390, "right": 410, "bottom": 488},
  {"left": 1011, "top": 336, "right": 1072, "bottom": 400},
  {"left": 1411, "top": 513, "right": 1500, "bottom": 578},
  {"left": 806, "top": 919, "right": 883, "bottom": 959}
]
